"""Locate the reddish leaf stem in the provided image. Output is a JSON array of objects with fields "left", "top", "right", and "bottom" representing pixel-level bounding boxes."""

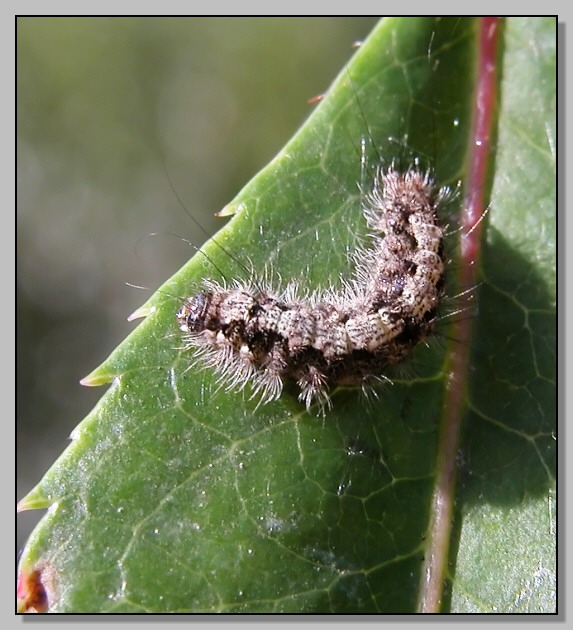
[{"left": 418, "top": 17, "right": 501, "bottom": 613}]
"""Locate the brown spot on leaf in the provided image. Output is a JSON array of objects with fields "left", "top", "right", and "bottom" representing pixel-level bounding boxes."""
[{"left": 17, "top": 567, "right": 50, "bottom": 613}]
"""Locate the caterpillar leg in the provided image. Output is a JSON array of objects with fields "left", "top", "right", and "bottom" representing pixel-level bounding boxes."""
[{"left": 297, "top": 366, "right": 332, "bottom": 414}]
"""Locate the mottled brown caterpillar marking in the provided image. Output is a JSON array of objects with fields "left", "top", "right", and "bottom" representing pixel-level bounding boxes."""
[{"left": 177, "top": 165, "right": 449, "bottom": 414}]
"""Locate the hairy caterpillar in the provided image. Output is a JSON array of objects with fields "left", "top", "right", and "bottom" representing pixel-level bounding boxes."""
[{"left": 177, "top": 164, "right": 450, "bottom": 414}]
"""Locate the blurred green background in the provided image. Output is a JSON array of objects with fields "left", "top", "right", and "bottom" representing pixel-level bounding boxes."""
[{"left": 17, "top": 17, "right": 380, "bottom": 553}]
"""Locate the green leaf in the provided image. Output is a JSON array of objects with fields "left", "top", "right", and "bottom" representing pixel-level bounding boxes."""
[{"left": 18, "top": 17, "right": 555, "bottom": 613}]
